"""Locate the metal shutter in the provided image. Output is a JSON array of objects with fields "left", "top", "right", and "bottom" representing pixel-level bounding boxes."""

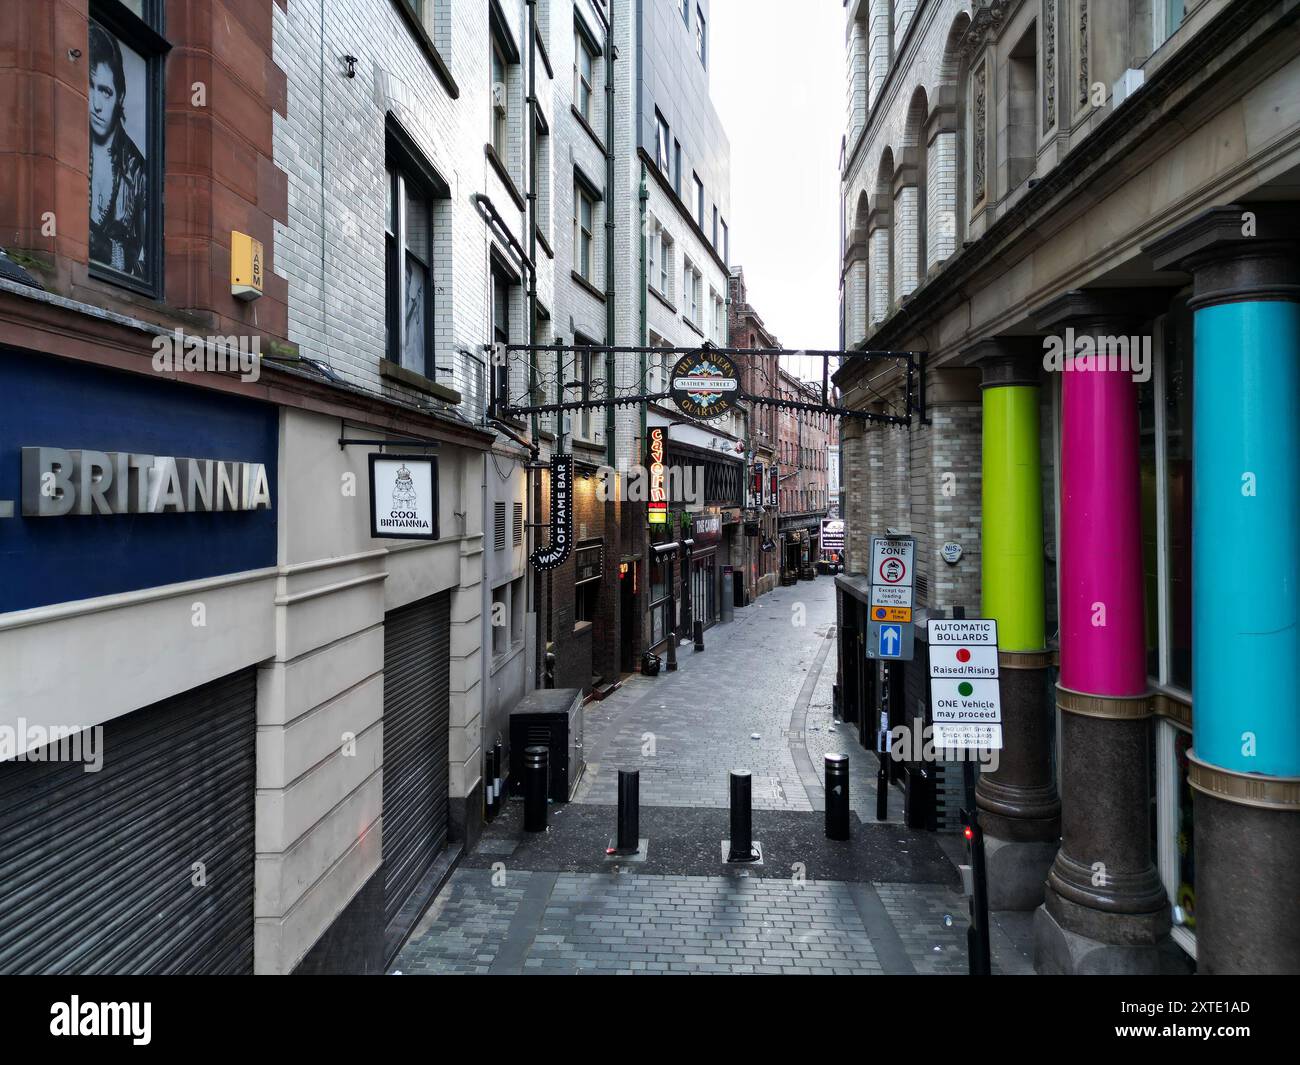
[
  {"left": 494, "top": 501, "right": 506, "bottom": 550},
  {"left": 0, "top": 670, "right": 256, "bottom": 974},
  {"left": 382, "top": 593, "right": 451, "bottom": 937}
]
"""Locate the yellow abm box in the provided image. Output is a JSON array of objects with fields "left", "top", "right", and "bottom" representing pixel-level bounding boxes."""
[{"left": 230, "top": 230, "right": 264, "bottom": 301}]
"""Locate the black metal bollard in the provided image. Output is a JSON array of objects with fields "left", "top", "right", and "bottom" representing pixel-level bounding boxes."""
[
  {"left": 727, "top": 771, "right": 759, "bottom": 862},
  {"left": 523, "top": 746, "right": 549, "bottom": 832},
  {"left": 615, "top": 769, "right": 640, "bottom": 854},
  {"left": 493, "top": 740, "right": 504, "bottom": 819},
  {"left": 485, "top": 746, "right": 497, "bottom": 820},
  {"left": 825, "top": 753, "right": 850, "bottom": 841},
  {"left": 666, "top": 592, "right": 678, "bottom": 672},
  {"left": 693, "top": 619, "right": 704, "bottom": 652}
]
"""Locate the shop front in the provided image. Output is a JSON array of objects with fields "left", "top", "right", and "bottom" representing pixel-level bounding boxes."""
[
  {"left": 0, "top": 344, "right": 279, "bottom": 974},
  {"left": 690, "top": 508, "right": 723, "bottom": 631}
]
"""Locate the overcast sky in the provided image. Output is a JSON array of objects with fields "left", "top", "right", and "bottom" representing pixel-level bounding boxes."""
[{"left": 711, "top": 0, "right": 843, "bottom": 380}]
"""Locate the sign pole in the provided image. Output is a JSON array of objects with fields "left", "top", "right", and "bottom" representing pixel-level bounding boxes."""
[
  {"left": 876, "top": 662, "right": 890, "bottom": 821},
  {"left": 962, "top": 759, "right": 992, "bottom": 976}
]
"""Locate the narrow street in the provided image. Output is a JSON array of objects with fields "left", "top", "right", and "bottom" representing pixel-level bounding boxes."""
[{"left": 396, "top": 577, "right": 1033, "bottom": 975}]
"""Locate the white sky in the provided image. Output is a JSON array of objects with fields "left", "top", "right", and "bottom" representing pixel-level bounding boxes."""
[{"left": 711, "top": 0, "right": 843, "bottom": 381}]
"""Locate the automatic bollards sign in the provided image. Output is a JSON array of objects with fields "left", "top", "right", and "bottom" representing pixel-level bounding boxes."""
[
  {"left": 927, "top": 618, "right": 1003, "bottom": 750},
  {"left": 531, "top": 453, "right": 574, "bottom": 570},
  {"left": 369, "top": 454, "right": 438, "bottom": 539}
]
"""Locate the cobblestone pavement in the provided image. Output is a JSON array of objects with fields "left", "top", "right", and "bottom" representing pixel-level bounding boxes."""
[
  {"left": 396, "top": 868, "right": 1033, "bottom": 975},
  {"left": 573, "top": 576, "right": 893, "bottom": 817},
  {"left": 396, "top": 576, "right": 1036, "bottom": 975}
]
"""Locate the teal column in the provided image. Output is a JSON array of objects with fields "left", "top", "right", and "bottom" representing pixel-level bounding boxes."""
[{"left": 1149, "top": 206, "right": 1300, "bottom": 974}]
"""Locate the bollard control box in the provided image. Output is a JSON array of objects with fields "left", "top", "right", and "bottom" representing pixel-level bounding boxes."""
[{"left": 508, "top": 688, "right": 585, "bottom": 802}]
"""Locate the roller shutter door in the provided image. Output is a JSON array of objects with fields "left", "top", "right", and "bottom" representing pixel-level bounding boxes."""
[
  {"left": 0, "top": 669, "right": 256, "bottom": 974},
  {"left": 382, "top": 592, "right": 451, "bottom": 941}
]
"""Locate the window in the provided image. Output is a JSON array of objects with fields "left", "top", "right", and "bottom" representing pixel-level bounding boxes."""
[
  {"left": 573, "top": 179, "right": 596, "bottom": 282},
  {"left": 1006, "top": 24, "right": 1038, "bottom": 190},
  {"left": 513, "top": 501, "right": 524, "bottom": 546},
  {"left": 570, "top": 335, "right": 597, "bottom": 442},
  {"left": 695, "top": 6, "right": 707, "bottom": 66},
  {"left": 679, "top": 0, "right": 689, "bottom": 26},
  {"left": 574, "top": 25, "right": 595, "bottom": 122},
  {"left": 88, "top": 1, "right": 167, "bottom": 297},
  {"left": 491, "top": 583, "right": 509, "bottom": 657},
  {"left": 655, "top": 109, "right": 670, "bottom": 173},
  {"left": 533, "top": 117, "right": 551, "bottom": 233},
  {"left": 682, "top": 258, "right": 700, "bottom": 326},
  {"left": 659, "top": 231, "right": 673, "bottom": 297},
  {"left": 693, "top": 173, "right": 705, "bottom": 229},
  {"left": 574, "top": 541, "right": 603, "bottom": 625},
  {"left": 385, "top": 126, "right": 449, "bottom": 378},
  {"left": 673, "top": 140, "right": 682, "bottom": 195},
  {"left": 490, "top": 35, "right": 509, "bottom": 157},
  {"left": 713, "top": 293, "right": 725, "bottom": 344},
  {"left": 490, "top": 258, "right": 515, "bottom": 406},
  {"left": 712, "top": 206, "right": 718, "bottom": 248},
  {"left": 1139, "top": 300, "right": 1193, "bottom": 693},
  {"left": 510, "top": 575, "right": 525, "bottom": 646}
]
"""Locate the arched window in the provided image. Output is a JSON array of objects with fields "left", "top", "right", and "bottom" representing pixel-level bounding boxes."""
[{"left": 870, "top": 149, "right": 893, "bottom": 324}]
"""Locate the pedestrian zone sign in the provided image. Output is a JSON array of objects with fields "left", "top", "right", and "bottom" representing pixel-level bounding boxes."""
[
  {"left": 927, "top": 618, "right": 1002, "bottom": 750},
  {"left": 866, "top": 535, "right": 916, "bottom": 661}
]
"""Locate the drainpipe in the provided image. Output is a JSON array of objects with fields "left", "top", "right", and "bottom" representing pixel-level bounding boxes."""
[
  {"left": 638, "top": 164, "right": 649, "bottom": 455},
  {"left": 526, "top": 0, "right": 540, "bottom": 689},
  {"left": 603, "top": 0, "right": 617, "bottom": 468}
]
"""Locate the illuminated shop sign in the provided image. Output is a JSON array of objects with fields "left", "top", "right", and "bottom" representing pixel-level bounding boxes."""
[
  {"left": 531, "top": 453, "right": 574, "bottom": 570},
  {"left": 648, "top": 427, "right": 667, "bottom": 526}
]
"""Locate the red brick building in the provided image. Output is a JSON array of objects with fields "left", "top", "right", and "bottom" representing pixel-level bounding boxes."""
[
  {"left": 727, "top": 265, "right": 780, "bottom": 600},
  {"left": 776, "top": 368, "right": 832, "bottom": 580}
]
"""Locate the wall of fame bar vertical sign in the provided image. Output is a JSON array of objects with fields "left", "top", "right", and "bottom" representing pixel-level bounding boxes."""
[{"left": 531, "top": 453, "right": 574, "bottom": 570}]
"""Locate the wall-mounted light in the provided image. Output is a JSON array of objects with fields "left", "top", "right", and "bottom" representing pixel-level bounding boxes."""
[{"left": 343, "top": 55, "right": 358, "bottom": 78}]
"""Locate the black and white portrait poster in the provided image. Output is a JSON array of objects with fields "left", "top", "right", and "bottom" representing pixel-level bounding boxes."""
[{"left": 88, "top": 19, "right": 151, "bottom": 284}]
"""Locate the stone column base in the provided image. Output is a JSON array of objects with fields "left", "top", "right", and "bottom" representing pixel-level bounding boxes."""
[
  {"left": 1033, "top": 904, "right": 1192, "bottom": 975},
  {"left": 1191, "top": 759, "right": 1300, "bottom": 974},
  {"left": 985, "top": 836, "right": 1058, "bottom": 911}
]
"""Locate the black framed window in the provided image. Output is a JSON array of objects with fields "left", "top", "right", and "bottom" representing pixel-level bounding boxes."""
[
  {"left": 490, "top": 36, "right": 509, "bottom": 156},
  {"left": 490, "top": 257, "right": 517, "bottom": 411},
  {"left": 385, "top": 117, "right": 450, "bottom": 380},
  {"left": 574, "top": 25, "right": 596, "bottom": 123},
  {"left": 655, "top": 110, "right": 670, "bottom": 174},
  {"left": 695, "top": 6, "right": 707, "bottom": 67},
  {"left": 88, "top": 0, "right": 169, "bottom": 297},
  {"left": 573, "top": 180, "right": 596, "bottom": 281}
]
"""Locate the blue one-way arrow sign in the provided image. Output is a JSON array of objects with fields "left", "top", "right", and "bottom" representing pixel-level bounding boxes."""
[{"left": 878, "top": 624, "right": 902, "bottom": 658}]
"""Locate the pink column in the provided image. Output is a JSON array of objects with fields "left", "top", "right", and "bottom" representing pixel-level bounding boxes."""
[
  {"left": 1059, "top": 364, "right": 1147, "bottom": 697},
  {"left": 1033, "top": 292, "right": 1169, "bottom": 969}
]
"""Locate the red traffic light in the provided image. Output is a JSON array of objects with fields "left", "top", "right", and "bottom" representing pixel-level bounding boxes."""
[{"left": 963, "top": 826, "right": 974, "bottom": 841}]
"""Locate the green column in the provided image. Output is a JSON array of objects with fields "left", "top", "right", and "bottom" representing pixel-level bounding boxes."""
[
  {"left": 981, "top": 380, "right": 1045, "bottom": 651},
  {"left": 966, "top": 342, "right": 1059, "bottom": 910}
]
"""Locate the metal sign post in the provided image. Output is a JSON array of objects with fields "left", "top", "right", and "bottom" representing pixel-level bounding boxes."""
[
  {"left": 927, "top": 618, "right": 1002, "bottom": 977},
  {"left": 866, "top": 536, "right": 916, "bottom": 661}
]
